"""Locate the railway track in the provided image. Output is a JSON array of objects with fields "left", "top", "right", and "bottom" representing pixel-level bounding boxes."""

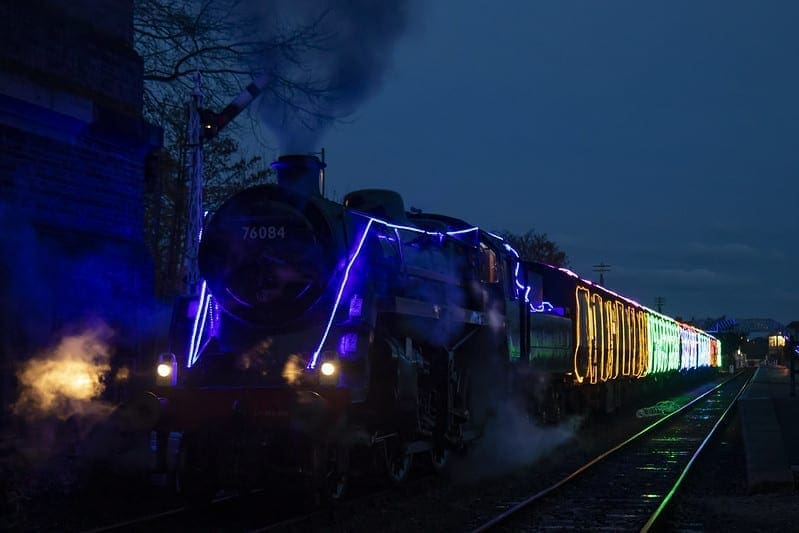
[
  {"left": 83, "top": 467, "right": 439, "bottom": 532},
  {"left": 472, "top": 371, "right": 752, "bottom": 532},
  {"left": 82, "top": 490, "right": 282, "bottom": 532},
  {"left": 83, "top": 376, "right": 743, "bottom": 532}
]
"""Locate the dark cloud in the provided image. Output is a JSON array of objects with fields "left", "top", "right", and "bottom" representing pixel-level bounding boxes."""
[{"left": 245, "top": 0, "right": 414, "bottom": 152}]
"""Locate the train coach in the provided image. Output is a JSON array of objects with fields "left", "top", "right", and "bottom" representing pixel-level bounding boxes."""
[{"left": 515, "top": 261, "right": 721, "bottom": 418}]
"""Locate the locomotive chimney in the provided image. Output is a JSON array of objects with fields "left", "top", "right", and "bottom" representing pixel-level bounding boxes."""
[{"left": 271, "top": 154, "right": 326, "bottom": 197}]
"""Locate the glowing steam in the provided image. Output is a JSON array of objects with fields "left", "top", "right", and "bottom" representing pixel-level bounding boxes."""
[
  {"left": 282, "top": 354, "right": 304, "bottom": 384},
  {"left": 239, "top": 338, "right": 274, "bottom": 372},
  {"left": 12, "top": 324, "right": 114, "bottom": 420}
]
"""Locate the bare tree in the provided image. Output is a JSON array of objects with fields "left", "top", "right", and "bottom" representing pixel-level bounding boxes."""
[
  {"left": 134, "top": 0, "right": 338, "bottom": 141},
  {"left": 134, "top": 0, "right": 332, "bottom": 296},
  {"left": 501, "top": 230, "right": 569, "bottom": 267},
  {"left": 134, "top": 0, "right": 412, "bottom": 296}
]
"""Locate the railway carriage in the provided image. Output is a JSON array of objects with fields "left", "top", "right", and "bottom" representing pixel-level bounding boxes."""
[{"left": 521, "top": 262, "right": 721, "bottom": 415}]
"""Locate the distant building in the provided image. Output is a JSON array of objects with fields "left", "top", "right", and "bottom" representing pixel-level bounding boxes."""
[
  {"left": 696, "top": 317, "right": 792, "bottom": 367},
  {"left": 765, "top": 333, "right": 788, "bottom": 363}
]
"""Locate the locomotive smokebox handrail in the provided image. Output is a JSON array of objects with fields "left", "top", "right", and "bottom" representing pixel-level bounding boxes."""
[{"left": 791, "top": 342, "right": 797, "bottom": 397}]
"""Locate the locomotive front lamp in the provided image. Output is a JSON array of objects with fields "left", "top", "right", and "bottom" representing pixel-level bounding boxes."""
[
  {"left": 156, "top": 353, "right": 178, "bottom": 387},
  {"left": 319, "top": 359, "right": 339, "bottom": 386},
  {"left": 320, "top": 361, "right": 337, "bottom": 377}
]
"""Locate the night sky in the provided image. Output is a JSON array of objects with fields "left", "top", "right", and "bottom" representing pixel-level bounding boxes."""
[
  {"left": 312, "top": 0, "right": 799, "bottom": 323},
  {"left": 258, "top": 1, "right": 798, "bottom": 325}
]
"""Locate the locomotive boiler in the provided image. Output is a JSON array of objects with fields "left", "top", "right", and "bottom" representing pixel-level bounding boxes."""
[{"left": 149, "top": 154, "right": 721, "bottom": 503}]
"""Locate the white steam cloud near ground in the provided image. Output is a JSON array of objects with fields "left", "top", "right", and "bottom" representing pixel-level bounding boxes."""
[{"left": 453, "top": 401, "right": 580, "bottom": 483}]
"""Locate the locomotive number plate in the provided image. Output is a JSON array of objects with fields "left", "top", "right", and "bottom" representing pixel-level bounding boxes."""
[{"left": 241, "top": 225, "right": 286, "bottom": 240}]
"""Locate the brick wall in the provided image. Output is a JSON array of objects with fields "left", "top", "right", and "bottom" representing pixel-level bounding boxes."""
[
  {"left": 0, "top": 0, "right": 161, "bottom": 422},
  {"left": 0, "top": 120, "right": 146, "bottom": 241},
  {"left": 0, "top": 0, "right": 142, "bottom": 114}
]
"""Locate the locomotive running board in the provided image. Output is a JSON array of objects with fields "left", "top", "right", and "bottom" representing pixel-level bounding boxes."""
[
  {"left": 462, "top": 428, "right": 480, "bottom": 442},
  {"left": 365, "top": 434, "right": 431, "bottom": 454},
  {"left": 407, "top": 440, "right": 432, "bottom": 454},
  {"left": 381, "top": 296, "right": 487, "bottom": 325}
]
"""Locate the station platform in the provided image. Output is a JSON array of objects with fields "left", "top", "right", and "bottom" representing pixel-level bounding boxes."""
[{"left": 738, "top": 364, "right": 799, "bottom": 492}]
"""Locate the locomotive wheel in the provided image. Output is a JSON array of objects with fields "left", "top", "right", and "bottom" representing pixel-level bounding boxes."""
[
  {"left": 323, "top": 443, "right": 349, "bottom": 503},
  {"left": 385, "top": 442, "right": 413, "bottom": 484},
  {"left": 305, "top": 442, "right": 349, "bottom": 505},
  {"left": 327, "top": 470, "right": 348, "bottom": 502},
  {"left": 430, "top": 446, "right": 450, "bottom": 474},
  {"left": 175, "top": 434, "right": 217, "bottom": 507},
  {"left": 542, "top": 386, "right": 564, "bottom": 424}
]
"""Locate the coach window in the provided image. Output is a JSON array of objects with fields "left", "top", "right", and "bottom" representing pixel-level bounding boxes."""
[{"left": 479, "top": 242, "right": 499, "bottom": 283}]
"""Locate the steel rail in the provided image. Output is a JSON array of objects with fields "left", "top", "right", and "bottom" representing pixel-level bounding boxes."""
[
  {"left": 82, "top": 490, "right": 246, "bottom": 532},
  {"left": 640, "top": 371, "right": 753, "bottom": 532},
  {"left": 472, "top": 373, "right": 745, "bottom": 532},
  {"left": 248, "top": 472, "right": 440, "bottom": 532},
  {"left": 82, "top": 507, "right": 186, "bottom": 533}
]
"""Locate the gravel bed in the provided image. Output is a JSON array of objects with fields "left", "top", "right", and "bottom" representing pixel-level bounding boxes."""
[
  {"left": 665, "top": 411, "right": 799, "bottom": 531},
  {"left": 10, "top": 373, "right": 782, "bottom": 532},
  {"left": 327, "top": 378, "right": 731, "bottom": 532}
]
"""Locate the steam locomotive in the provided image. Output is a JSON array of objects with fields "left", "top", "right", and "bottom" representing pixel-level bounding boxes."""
[{"left": 149, "top": 154, "right": 721, "bottom": 502}]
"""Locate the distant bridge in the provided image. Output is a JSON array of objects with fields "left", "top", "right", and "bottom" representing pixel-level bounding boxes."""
[{"left": 702, "top": 318, "right": 788, "bottom": 335}]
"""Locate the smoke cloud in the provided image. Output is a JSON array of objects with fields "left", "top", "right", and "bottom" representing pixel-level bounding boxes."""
[
  {"left": 454, "top": 402, "right": 579, "bottom": 483},
  {"left": 247, "top": 0, "right": 414, "bottom": 152},
  {"left": 12, "top": 322, "right": 115, "bottom": 422}
]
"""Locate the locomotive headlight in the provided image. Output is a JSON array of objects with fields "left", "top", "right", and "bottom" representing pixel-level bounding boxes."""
[
  {"left": 320, "top": 361, "right": 337, "bottom": 377},
  {"left": 156, "top": 353, "right": 178, "bottom": 387},
  {"left": 319, "top": 359, "right": 338, "bottom": 386},
  {"left": 317, "top": 351, "right": 339, "bottom": 386},
  {"left": 156, "top": 363, "right": 172, "bottom": 378}
]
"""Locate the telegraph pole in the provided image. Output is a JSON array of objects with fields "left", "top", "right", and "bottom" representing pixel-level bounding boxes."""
[
  {"left": 182, "top": 72, "right": 272, "bottom": 298},
  {"left": 592, "top": 262, "right": 611, "bottom": 286},
  {"left": 655, "top": 296, "right": 666, "bottom": 313},
  {"left": 183, "top": 72, "right": 203, "bottom": 298}
]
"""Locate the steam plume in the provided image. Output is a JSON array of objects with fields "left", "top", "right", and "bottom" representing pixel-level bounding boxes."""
[
  {"left": 455, "top": 402, "right": 579, "bottom": 482},
  {"left": 12, "top": 322, "right": 115, "bottom": 422},
  {"left": 248, "top": 0, "right": 413, "bottom": 152}
]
